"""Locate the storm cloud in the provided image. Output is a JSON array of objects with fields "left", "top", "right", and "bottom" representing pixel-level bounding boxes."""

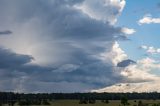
[
  {"left": 0, "top": 48, "right": 33, "bottom": 69},
  {"left": 0, "top": 0, "right": 130, "bottom": 92}
]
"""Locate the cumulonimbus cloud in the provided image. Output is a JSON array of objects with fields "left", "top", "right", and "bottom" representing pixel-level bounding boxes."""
[
  {"left": 0, "top": 0, "right": 128, "bottom": 92},
  {"left": 0, "top": 0, "right": 159, "bottom": 93}
]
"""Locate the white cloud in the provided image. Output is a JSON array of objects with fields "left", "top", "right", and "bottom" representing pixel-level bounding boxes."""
[
  {"left": 99, "top": 41, "right": 127, "bottom": 66},
  {"left": 121, "top": 63, "right": 159, "bottom": 83},
  {"left": 138, "top": 57, "right": 160, "bottom": 70},
  {"left": 140, "top": 45, "right": 160, "bottom": 54},
  {"left": 92, "top": 81, "right": 160, "bottom": 93},
  {"left": 93, "top": 57, "right": 160, "bottom": 93},
  {"left": 120, "top": 57, "right": 160, "bottom": 82},
  {"left": 74, "top": 0, "right": 126, "bottom": 24},
  {"left": 140, "top": 45, "right": 148, "bottom": 50},
  {"left": 121, "top": 27, "right": 136, "bottom": 35},
  {"left": 138, "top": 15, "right": 160, "bottom": 25}
]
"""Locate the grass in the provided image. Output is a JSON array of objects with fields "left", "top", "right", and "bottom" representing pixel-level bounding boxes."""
[
  {"left": 48, "top": 100, "right": 160, "bottom": 106},
  {"left": 3, "top": 100, "right": 160, "bottom": 106}
]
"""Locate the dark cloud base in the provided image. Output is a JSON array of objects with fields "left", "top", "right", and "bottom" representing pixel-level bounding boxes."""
[{"left": 0, "top": 30, "right": 12, "bottom": 35}]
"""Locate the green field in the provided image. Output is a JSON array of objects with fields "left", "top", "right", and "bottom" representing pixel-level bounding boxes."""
[{"left": 28, "top": 100, "right": 160, "bottom": 106}]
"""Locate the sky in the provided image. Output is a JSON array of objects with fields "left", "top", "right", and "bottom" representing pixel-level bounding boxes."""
[{"left": 0, "top": 0, "right": 160, "bottom": 93}]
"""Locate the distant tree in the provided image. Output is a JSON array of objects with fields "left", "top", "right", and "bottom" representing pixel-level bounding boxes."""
[
  {"left": 42, "top": 99, "right": 50, "bottom": 105},
  {"left": 10, "top": 101, "right": 16, "bottom": 106},
  {"left": 88, "top": 99, "right": 96, "bottom": 104},
  {"left": 18, "top": 100, "right": 29, "bottom": 106},
  {"left": 102, "top": 100, "right": 109, "bottom": 104},
  {"left": 138, "top": 100, "right": 142, "bottom": 106},
  {"left": 79, "top": 97, "right": 88, "bottom": 104},
  {"left": 101, "top": 100, "right": 104, "bottom": 103},
  {"left": 138, "top": 100, "right": 148, "bottom": 106},
  {"left": 105, "top": 100, "right": 109, "bottom": 103},
  {"left": 152, "top": 103, "right": 158, "bottom": 106},
  {"left": 8, "top": 101, "right": 16, "bottom": 106},
  {"left": 121, "top": 96, "right": 128, "bottom": 106}
]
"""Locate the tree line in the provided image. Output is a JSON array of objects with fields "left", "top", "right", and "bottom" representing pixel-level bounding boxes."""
[
  {"left": 0, "top": 92, "right": 160, "bottom": 106},
  {"left": 0, "top": 92, "right": 160, "bottom": 101}
]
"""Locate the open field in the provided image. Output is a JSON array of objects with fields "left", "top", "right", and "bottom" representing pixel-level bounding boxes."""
[
  {"left": 9, "top": 100, "right": 160, "bottom": 106},
  {"left": 50, "top": 100, "right": 160, "bottom": 106}
]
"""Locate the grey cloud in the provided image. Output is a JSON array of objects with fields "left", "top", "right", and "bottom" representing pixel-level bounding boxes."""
[
  {"left": 0, "top": 30, "right": 12, "bottom": 35},
  {"left": 0, "top": 0, "right": 122, "bottom": 41},
  {"left": 0, "top": 48, "right": 56, "bottom": 74},
  {"left": 25, "top": 63, "right": 123, "bottom": 92},
  {"left": 0, "top": 48, "right": 33, "bottom": 69},
  {"left": 40, "top": 62, "right": 122, "bottom": 86},
  {"left": 117, "top": 59, "right": 136, "bottom": 67},
  {"left": 0, "top": 46, "right": 124, "bottom": 93},
  {"left": 14, "top": 81, "right": 98, "bottom": 93},
  {"left": 0, "top": 0, "right": 123, "bottom": 66},
  {"left": 0, "top": 48, "right": 55, "bottom": 92}
]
